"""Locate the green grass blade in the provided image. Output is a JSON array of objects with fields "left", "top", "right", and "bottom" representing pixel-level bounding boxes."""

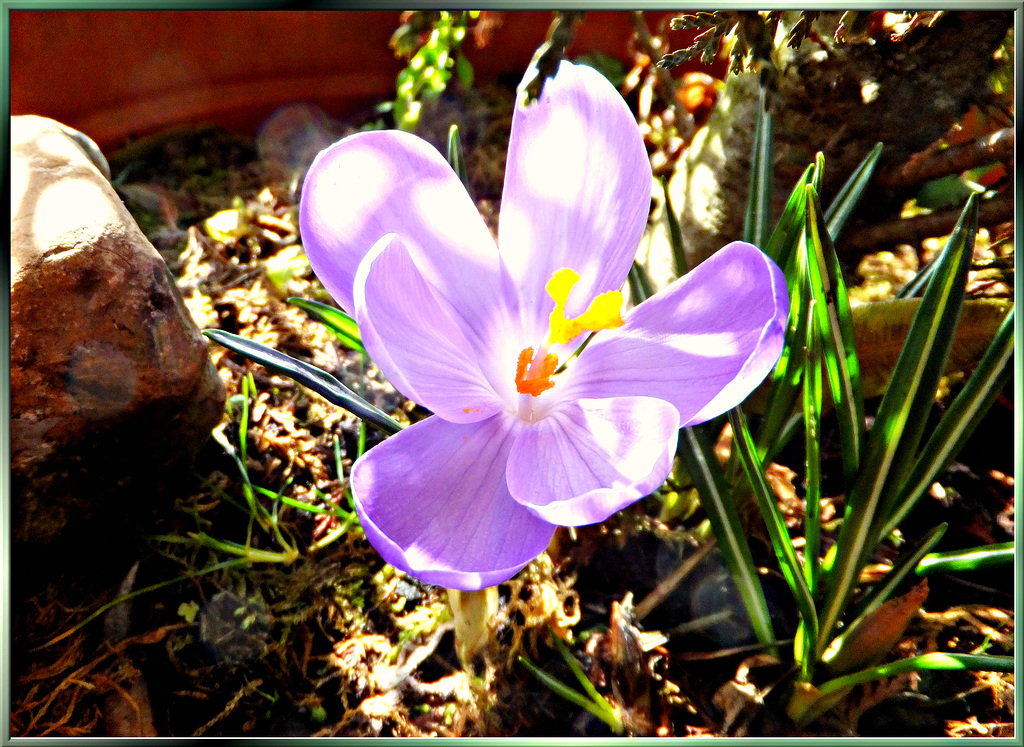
[
  {"left": 628, "top": 260, "right": 655, "bottom": 304},
  {"left": 817, "top": 652, "right": 1013, "bottom": 698},
  {"left": 847, "top": 523, "right": 947, "bottom": 622},
  {"left": 754, "top": 159, "right": 827, "bottom": 460},
  {"left": 752, "top": 303, "right": 808, "bottom": 464},
  {"left": 763, "top": 164, "right": 814, "bottom": 270},
  {"left": 267, "top": 491, "right": 351, "bottom": 520},
  {"left": 239, "top": 372, "right": 252, "bottom": 478},
  {"left": 816, "top": 195, "right": 979, "bottom": 652},
  {"left": 916, "top": 542, "right": 1014, "bottom": 576},
  {"left": 795, "top": 651, "right": 1014, "bottom": 726},
  {"left": 447, "top": 123, "right": 469, "bottom": 190},
  {"left": 895, "top": 252, "right": 939, "bottom": 299},
  {"left": 754, "top": 196, "right": 814, "bottom": 463},
  {"left": 743, "top": 86, "right": 774, "bottom": 249},
  {"left": 823, "top": 143, "right": 883, "bottom": 241},
  {"left": 517, "top": 656, "right": 622, "bottom": 733},
  {"left": 804, "top": 185, "right": 865, "bottom": 485},
  {"left": 802, "top": 298, "right": 823, "bottom": 596},
  {"left": 551, "top": 635, "right": 616, "bottom": 717},
  {"left": 287, "top": 297, "right": 366, "bottom": 354},
  {"left": 728, "top": 408, "right": 817, "bottom": 650},
  {"left": 677, "top": 425, "right": 777, "bottom": 653},
  {"left": 204, "top": 329, "right": 403, "bottom": 435},
  {"left": 876, "top": 308, "right": 1014, "bottom": 541},
  {"left": 662, "top": 176, "right": 688, "bottom": 276},
  {"left": 875, "top": 195, "right": 980, "bottom": 514}
]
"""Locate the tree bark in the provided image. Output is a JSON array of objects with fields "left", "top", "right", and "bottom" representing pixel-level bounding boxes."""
[{"left": 666, "top": 11, "right": 1012, "bottom": 269}]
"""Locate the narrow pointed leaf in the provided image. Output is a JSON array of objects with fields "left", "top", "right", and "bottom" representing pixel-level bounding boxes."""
[
  {"left": 876, "top": 307, "right": 1013, "bottom": 541},
  {"left": 447, "top": 123, "right": 469, "bottom": 190},
  {"left": 287, "top": 297, "right": 366, "bottom": 353},
  {"left": 753, "top": 299, "right": 808, "bottom": 463},
  {"left": 204, "top": 329, "right": 403, "bottom": 435},
  {"left": 805, "top": 184, "right": 864, "bottom": 485},
  {"left": 848, "top": 523, "right": 947, "bottom": 622},
  {"left": 916, "top": 542, "right": 1014, "bottom": 576},
  {"left": 763, "top": 163, "right": 815, "bottom": 270},
  {"left": 677, "top": 425, "right": 777, "bottom": 653},
  {"left": 895, "top": 252, "right": 938, "bottom": 299},
  {"left": 628, "top": 260, "right": 655, "bottom": 304},
  {"left": 729, "top": 407, "right": 817, "bottom": 648},
  {"left": 517, "top": 656, "right": 622, "bottom": 733},
  {"left": 817, "top": 652, "right": 1013, "bottom": 698},
  {"left": 877, "top": 195, "right": 980, "bottom": 513},
  {"left": 662, "top": 176, "right": 688, "bottom": 276},
  {"left": 755, "top": 160, "right": 820, "bottom": 460},
  {"left": 552, "top": 635, "right": 615, "bottom": 715},
  {"left": 802, "top": 296, "right": 823, "bottom": 596},
  {"left": 743, "top": 86, "right": 774, "bottom": 249},
  {"left": 797, "top": 652, "right": 1014, "bottom": 726},
  {"left": 823, "top": 142, "right": 883, "bottom": 241},
  {"left": 816, "top": 195, "right": 979, "bottom": 651}
]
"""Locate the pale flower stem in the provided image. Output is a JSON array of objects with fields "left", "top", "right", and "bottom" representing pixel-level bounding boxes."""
[{"left": 448, "top": 586, "right": 500, "bottom": 667}]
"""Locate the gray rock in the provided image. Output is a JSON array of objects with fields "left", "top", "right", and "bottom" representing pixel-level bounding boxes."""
[{"left": 10, "top": 115, "right": 225, "bottom": 547}]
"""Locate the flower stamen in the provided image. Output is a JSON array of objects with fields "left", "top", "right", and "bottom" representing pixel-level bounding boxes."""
[{"left": 546, "top": 268, "right": 624, "bottom": 346}]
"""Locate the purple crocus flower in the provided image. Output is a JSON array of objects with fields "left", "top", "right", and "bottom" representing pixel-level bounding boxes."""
[{"left": 299, "top": 61, "right": 788, "bottom": 591}]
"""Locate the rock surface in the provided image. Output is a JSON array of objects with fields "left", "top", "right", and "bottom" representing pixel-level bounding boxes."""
[{"left": 10, "top": 115, "right": 225, "bottom": 548}]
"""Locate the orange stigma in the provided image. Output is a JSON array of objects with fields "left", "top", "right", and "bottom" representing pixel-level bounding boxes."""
[
  {"left": 515, "top": 347, "right": 558, "bottom": 397},
  {"left": 512, "top": 268, "right": 626, "bottom": 398}
]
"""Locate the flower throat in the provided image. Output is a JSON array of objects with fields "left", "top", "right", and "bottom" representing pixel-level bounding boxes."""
[{"left": 515, "top": 268, "right": 624, "bottom": 397}]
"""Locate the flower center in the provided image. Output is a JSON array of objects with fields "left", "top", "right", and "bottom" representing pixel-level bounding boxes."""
[{"left": 514, "top": 267, "right": 625, "bottom": 397}]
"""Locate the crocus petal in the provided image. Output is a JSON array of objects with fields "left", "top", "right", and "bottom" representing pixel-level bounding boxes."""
[
  {"left": 556, "top": 242, "right": 788, "bottom": 426},
  {"left": 351, "top": 413, "right": 556, "bottom": 591},
  {"left": 299, "top": 129, "right": 505, "bottom": 352},
  {"left": 506, "top": 397, "right": 679, "bottom": 526},
  {"left": 354, "top": 234, "right": 505, "bottom": 422},
  {"left": 498, "top": 61, "right": 652, "bottom": 341}
]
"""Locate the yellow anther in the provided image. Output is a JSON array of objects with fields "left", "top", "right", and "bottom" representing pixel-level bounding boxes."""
[
  {"left": 515, "top": 347, "right": 558, "bottom": 397},
  {"left": 545, "top": 267, "right": 624, "bottom": 346}
]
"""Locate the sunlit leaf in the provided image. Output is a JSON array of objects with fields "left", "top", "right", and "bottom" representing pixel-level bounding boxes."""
[
  {"left": 816, "top": 194, "right": 979, "bottom": 652},
  {"left": 743, "top": 86, "right": 774, "bottom": 249},
  {"left": 823, "top": 142, "right": 883, "bottom": 241},
  {"left": 876, "top": 308, "right": 1013, "bottom": 541},
  {"left": 916, "top": 541, "right": 1014, "bottom": 576},
  {"left": 288, "top": 297, "right": 366, "bottom": 354},
  {"left": 677, "top": 425, "right": 777, "bottom": 654}
]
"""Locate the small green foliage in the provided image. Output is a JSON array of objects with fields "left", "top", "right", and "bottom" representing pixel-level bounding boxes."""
[
  {"left": 204, "top": 197, "right": 250, "bottom": 243},
  {"left": 387, "top": 11, "right": 479, "bottom": 132},
  {"left": 264, "top": 245, "right": 310, "bottom": 293},
  {"left": 390, "top": 600, "right": 451, "bottom": 665},
  {"left": 674, "top": 116, "right": 1013, "bottom": 726},
  {"left": 178, "top": 600, "right": 201, "bottom": 624}
]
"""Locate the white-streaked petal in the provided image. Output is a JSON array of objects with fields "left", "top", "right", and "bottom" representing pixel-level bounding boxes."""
[
  {"left": 498, "top": 61, "right": 652, "bottom": 342},
  {"left": 351, "top": 413, "right": 556, "bottom": 591},
  {"left": 553, "top": 242, "right": 789, "bottom": 426},
  {"left": 299, "top": 128, "right": 505, "bottom": 354},
  {"left": 506, "top": 396, "right": 679, "bottom": 525},
  {"left": 354, "top": 234, "right": 504, "bottom": 422}
]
